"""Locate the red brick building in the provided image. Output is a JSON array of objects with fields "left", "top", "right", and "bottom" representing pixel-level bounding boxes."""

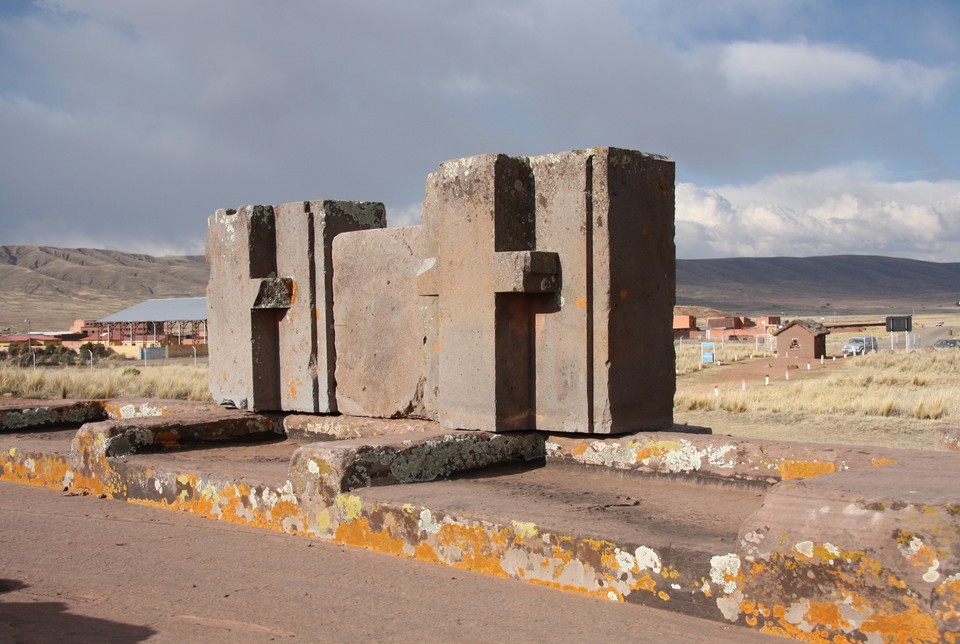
[{"left": 773, "top": 319, "right": 829, "bottom": 360}]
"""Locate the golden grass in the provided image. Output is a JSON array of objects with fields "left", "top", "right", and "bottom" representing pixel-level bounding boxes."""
[
  {"left": 675, "top": 347, "right": 960, "bottom": 449},
  {"left": 676, "top": 352, "right": 958, "bottom": 419},
  {"left": 0, "top": 364, "right": 211, "bottom": 401}
]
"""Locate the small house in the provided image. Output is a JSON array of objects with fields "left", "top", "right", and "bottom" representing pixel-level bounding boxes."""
[{"left": 773, "top": 319, "right": 829, "bottom": 360}]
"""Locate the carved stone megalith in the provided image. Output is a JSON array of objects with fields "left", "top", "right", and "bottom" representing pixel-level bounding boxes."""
[
  {"left": 207, "top": 200, "right": 385, "bottom": 412},
  {"left": 207, "top": 147, "right": 675, "bottom": 434}
]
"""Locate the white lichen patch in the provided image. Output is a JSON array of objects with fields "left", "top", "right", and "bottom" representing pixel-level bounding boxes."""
[
  {"left": 784, "top": 598, "right": 813, "bottom": 630},
  {"left": 794, "top": 541, "right": 814, "bottom": 558},
  {"left": 23, "top": 458, "right": 35, "bottom": 473},
  {"left": 709, "top": 554, "right": 741, "bottom": 594},
  {"left": 544, "top": 441, "right": 562, "bottom": 458},
  {"left": 61, "top": 470, "right": 74, "bottom": 488},
  {"left": 307, "top": 459, "right": 320, "bottom": 475},
  {"left": 634, "top": 546, "right": 661, "bottom": 574},
  {"left": 117, "top": 404, "right": 164, "bottom": 419},
  {"left": 154, "top": 478, "right": 163, "bottom": 494},
  {"left": 705, "top": 444, "right": 738, "bottom": 468},
  {"left": 614, "top": 548, "right": 636, "bottom": 574},
  {"left": 279, "top": 480, "right": 298, "bottom": 504},
  {"left": 716, "top": 589, "right": 744, "bottom": 622},
  {"left": 898, "top": 535, "right": 924, "bottom": 559},
  {"left": 419, "top": 508, "right": 440, "bottom": 535},
  {"left": 923, "top": 559, "right": 940, "bottom": 583}
]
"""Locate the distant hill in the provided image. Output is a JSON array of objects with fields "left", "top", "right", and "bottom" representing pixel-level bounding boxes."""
[
  {"left": 0, "top": 246, "right": 956, "bottom": 331},
  {"left": 676, "top": 255, "right": 960, "bottom": 316},
  {"left": 0, "top": 246, "right": 207, "bottom": 332}
]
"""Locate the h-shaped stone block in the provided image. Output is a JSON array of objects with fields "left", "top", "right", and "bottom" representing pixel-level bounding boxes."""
[
  {"left": 207, "top": 201, "right": 385, "bottom": 412},
  {"left": 332, "top": 147, "right": 674, "bottom": 433},
  {"left": 209, "top": 148, "right": 674, "bottom": 434}
]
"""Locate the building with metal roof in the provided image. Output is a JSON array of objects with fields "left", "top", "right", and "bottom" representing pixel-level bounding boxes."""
[
  {"left": 87, "top": 297, "right": 208, "bottom": 355},
  {"left": 98, "top": 297, "right": 207, "bottom": 323}
]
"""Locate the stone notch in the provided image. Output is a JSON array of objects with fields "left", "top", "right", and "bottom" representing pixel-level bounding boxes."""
[{"left": 207, "top": 201, "right": 385, "bottom": 412}]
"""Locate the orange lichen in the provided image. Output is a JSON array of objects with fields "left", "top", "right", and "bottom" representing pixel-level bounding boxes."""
[
  {"left": 437, "top": 523, "right": 508, "bottom": 578},
  {"left": 336, "top": 517, "right": 406, "bottom": 557},
  {"left": 779, "top": 459, "right": 836, "bottom": 480},
  {"left": 526, "top": 578, "right": 613, "bottom": 601},
  {"left": 632, "top": 573, "right": 657, "bottom": 593},
  {"left": 805, "top": 601, "right": 848, "bottom": 631},
  {"left": 861, "top": 606, "right": 940, "bottom": 643},
  {"left": 872, "top": 457, "right": 895, "bottom": 467}
]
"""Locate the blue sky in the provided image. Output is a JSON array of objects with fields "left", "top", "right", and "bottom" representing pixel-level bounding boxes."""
[{"left": 1, "top": 0, "right": 958, "bottom": 260}]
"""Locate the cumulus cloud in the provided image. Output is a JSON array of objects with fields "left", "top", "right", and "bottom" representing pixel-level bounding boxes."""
[
  {"left": 0, "top": 1, "right": 956, "bottom": 263},
  {"left": 718, "top": 40, "right": 956, "bottom": 100},
  {"left": 677, "top": 167, "right": 960, "bottom": 261}
]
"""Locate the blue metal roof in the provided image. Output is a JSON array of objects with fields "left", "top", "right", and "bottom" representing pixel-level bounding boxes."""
[{"left": 98, "top": 297, "right": 207, "bottom": 323}]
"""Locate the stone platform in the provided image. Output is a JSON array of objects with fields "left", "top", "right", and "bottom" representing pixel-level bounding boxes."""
[{"left": 1, "top": 398, "right": 958, "bottom": 642}]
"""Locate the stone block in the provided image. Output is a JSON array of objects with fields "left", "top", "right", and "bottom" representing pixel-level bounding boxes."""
[
  {"left": 207, "top": 201, "right": 384, "bottom": 412},
  {"left": 425, "top": 154, "right": 559, "bottom": 431},
  {"left": 530, "top": 148, "right": 675, "bottom": 432},
  {"left": 290, "top": 430, "right": 545, "bottom": 497},
  {"left": 418, "top": 148, "right": 674, "bottom": 433},
  {"left": 206, "top": 148, "right": 674, "bottom": 435},
  {"left": 333, "top": 226, "right": 437, "bottom": 419}
]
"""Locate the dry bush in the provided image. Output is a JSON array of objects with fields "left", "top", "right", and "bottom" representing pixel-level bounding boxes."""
[{"left": 0, "top": 365, "right": 211, "bottom": 401}]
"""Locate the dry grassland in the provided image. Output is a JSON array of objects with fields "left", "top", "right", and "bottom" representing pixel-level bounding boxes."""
[
  {"left": 675, "top": 316, "right": 960, "bottom": 450},
  {"left": 2, "top": 313, "right": 957, "bottom": 451},
  {"left": 0, "top": 364, "right": 211, "bottom": 402}
]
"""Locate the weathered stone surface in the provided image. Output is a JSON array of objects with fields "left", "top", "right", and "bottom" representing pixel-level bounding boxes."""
[
  {"left": 72, "top": 411, "right": 284, "bottom": 459},
  {"left": 0, "top": 400, "right": 106, "bottom": 430},
  {"left": 332, "top": 226, "right": 437, "bottom": 419},
  {"left": 206, "top": 148, "right": 674, "bottom": 434},
  {"left": 530, "top": 149, "right": 675, "bottom": 433},
  {"left": 290, "top": 430, "right": 545, "bottom": 497},
  {"left": 207, "top": 201, "right": 384, "bottom": 412},
  {"left": 283, "top": 414, "right": 437, "bottom": 441},
  {"left": 425, "top": 154, "right": 558, "bottom": 431},
  {"left": 730, "top": 461, "right": 960, "bottom": 638},
  {"left": 416, "top": 148, "right": 674, "bottom": 433},
  {"left": 2, "top": 399, "right": 960, "bottom": 640}
]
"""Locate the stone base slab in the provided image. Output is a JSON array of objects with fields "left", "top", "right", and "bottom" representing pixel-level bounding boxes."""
[{"left": 0, "top": 401, "right": 958, "bottom": 642}]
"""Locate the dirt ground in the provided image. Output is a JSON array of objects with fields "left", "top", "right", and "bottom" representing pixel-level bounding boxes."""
[{"left": 0, "top": 482, "right": 776, "bottom": 643}]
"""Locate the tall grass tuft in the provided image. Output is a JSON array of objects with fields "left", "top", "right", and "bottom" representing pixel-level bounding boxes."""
[{"left": 0, "top": 365, "right": 211, "bottom": 401}]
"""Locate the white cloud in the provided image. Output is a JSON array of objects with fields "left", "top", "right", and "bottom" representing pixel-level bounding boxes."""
[
  {"left": 677, "top": 167, "right": 960, "bottom": 261},
  {"left": 387, "top": 202, "right": 422, "bottom": 228},
  {"left": 0, "top": 1, "right": 957, "bottom": 264},
  {"left": 719, "top": 39, "right": 955, "bottom": 100}
]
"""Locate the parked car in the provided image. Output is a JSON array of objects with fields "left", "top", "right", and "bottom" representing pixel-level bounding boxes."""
[
  {"left": 842, "top": 335, "right": 879, "bottom": 355},
  {"left": 936, "top": 321, "right": 943, "bottom": 327},
  {"left": 934, "top": 338, "right": 960, "bottom": 349}
]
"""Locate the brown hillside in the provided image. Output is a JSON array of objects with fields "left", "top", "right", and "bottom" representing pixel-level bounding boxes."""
[
  {"left": 1, "top": 246, "right": 956, "bottom": 332},
  {"left": 0, "top": 246, "right": 207, "bottom": 332}
]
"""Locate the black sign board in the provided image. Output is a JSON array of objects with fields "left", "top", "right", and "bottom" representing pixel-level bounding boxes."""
[{"left": 886, "top": 315, "right": 912, "bottom": 332}]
